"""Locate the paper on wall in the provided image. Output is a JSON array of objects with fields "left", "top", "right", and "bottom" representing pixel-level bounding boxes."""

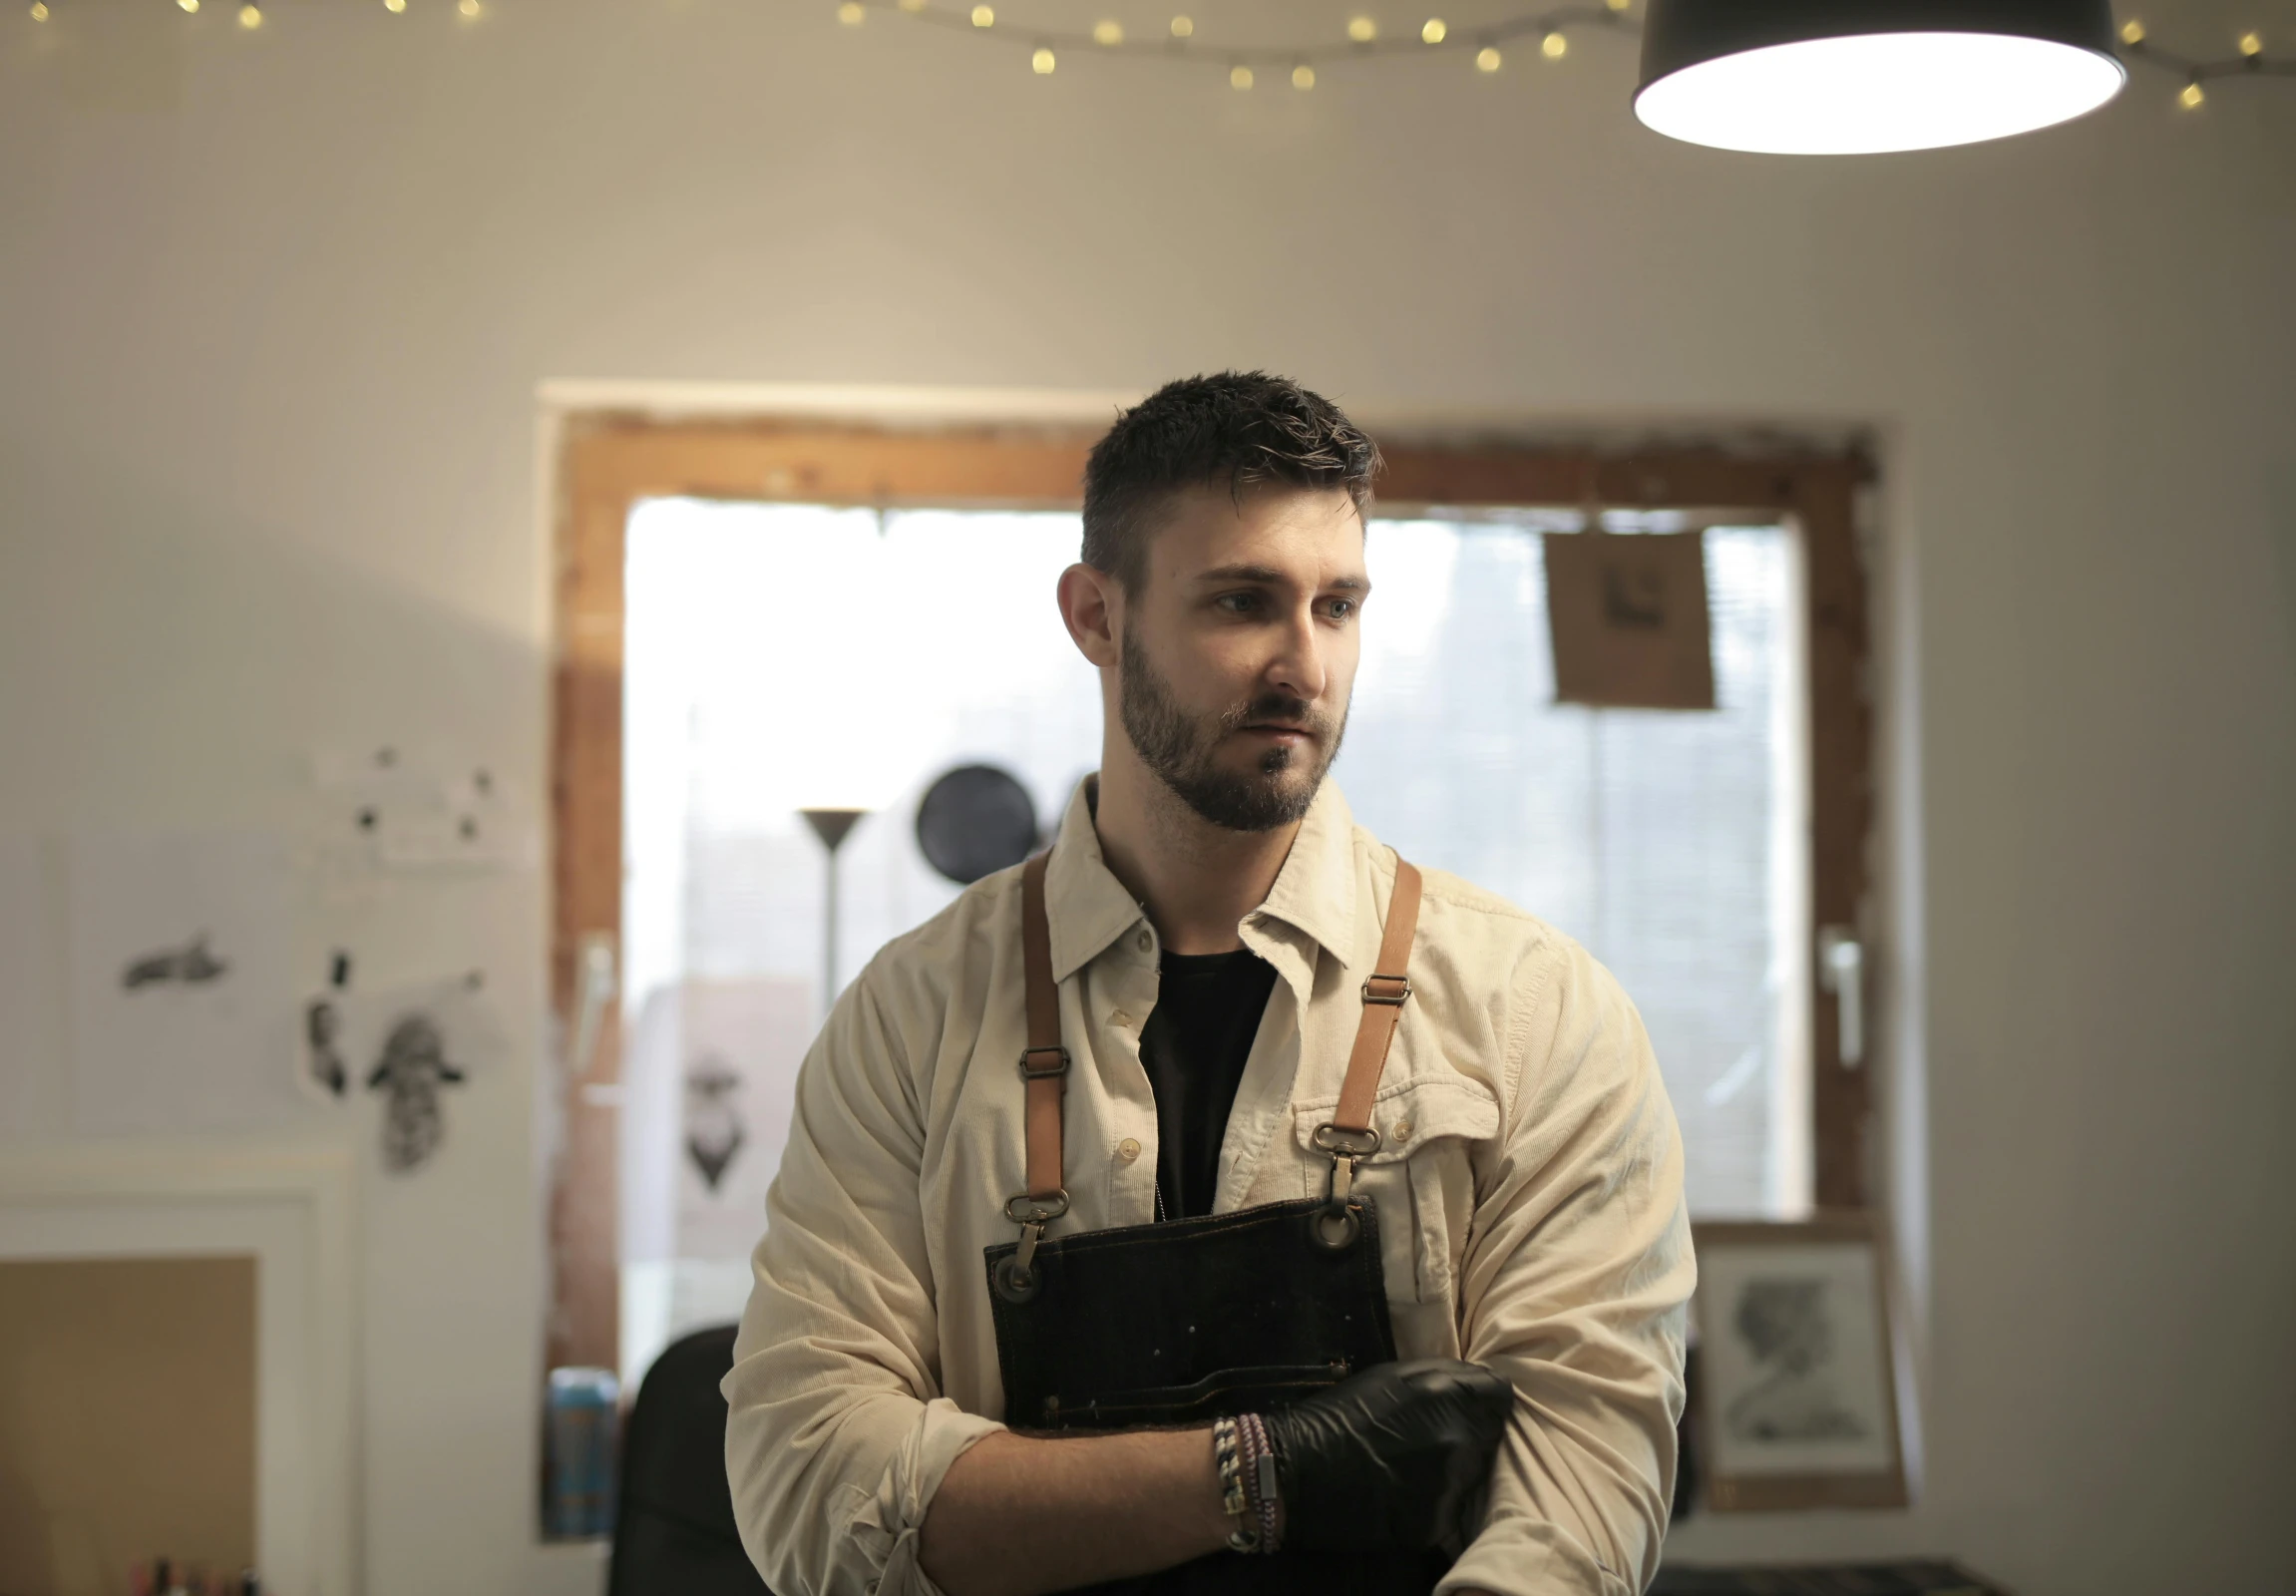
[
  {"left": 308, "top": 744, "right": 539, "bottom": 877},
  {"left": 67, "top": 832, "right": 308, "bottom": 1136},
  {"left": 672, "top": 978, "right": 814, "bottom": 1260}
]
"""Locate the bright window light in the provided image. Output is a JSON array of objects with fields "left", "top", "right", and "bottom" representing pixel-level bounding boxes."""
[{"left": 1635, "top": 31, "right": 2125, "bottom": 155}]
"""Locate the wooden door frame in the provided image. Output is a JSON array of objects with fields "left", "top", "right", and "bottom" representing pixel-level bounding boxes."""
[{"left": 546, "top": 411, "right": 1875, "bottom": 1380}]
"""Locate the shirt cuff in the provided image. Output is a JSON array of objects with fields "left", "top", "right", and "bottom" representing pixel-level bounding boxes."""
[
  {"left": 851, "top": 1397, "right": 1007, "bottom": 1596},
  {"left": 1436, "top": 1516, "right": 1635, "bottom": 1596}
]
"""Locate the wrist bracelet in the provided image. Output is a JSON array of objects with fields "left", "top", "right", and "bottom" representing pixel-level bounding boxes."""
[
  {"left": 1211, "top": 1417, "right": 1259, "bottom": 1552},
  {"left": 1235, "top": 1411, "right": 1281, "bottom": 1554}
]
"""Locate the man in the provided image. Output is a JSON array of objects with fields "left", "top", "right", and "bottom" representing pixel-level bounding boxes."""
[{"left": 725, "top": 373, "right": 1694, "bottom": 1596}]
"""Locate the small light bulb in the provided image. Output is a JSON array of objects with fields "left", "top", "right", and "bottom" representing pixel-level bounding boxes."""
[
  {"left": 898, "top": 0, "right": 926, "bottom": 10},
  {"left": 1169, "top": 14, "right": 1192, "bottom": 37},
  {"left": 970, "top": 3, "right": 991, "bottom": 25},
  {"left": 238, "top": 2, "right": 261, "bottom": 27},
  {"left": 1230, "top": 62, "right": 1253, "bottom": 88},
  {"left": 2238, "top": 31, "right": 2262, "bottom": 57},
  {"left": 1420, "top": 18, "right": 1444, "bottom": 43},
  {"left": 2179, "top": 79, "right": 2204, "bottom": 107},
  {"left": 838, "top": 1, "right": 864, "bottom": 23},
  {"left": 1604, "top": 0, "right": 1628, "bottom": 11},
  {"left": 29, "top": 1, "right": 49, "bottom": 20},
  {"left": 1092, "top": 18, "right": 1121, "bottom": 45},
  {"left": 458, "top": 0, "right": 479, "bottom": 15},
  {"left": 1292, "top": 61, "right": 1315, "bottom": 88},
  {"left": 1475, "top": 44, "right": 1500, "bottom": 71},
  {"left": 2118, "top": 18, "right": 2144, "bottom": 44},
  {"left": 1031, "top": 44, "right": 1054, "bottom": 72},
  {"left": 180, "top": 0, "right": 201, "bottom": 14},
  {"left": 1346, "top": 15, "right": 1376, "bottom": 42},
  {"left": 1540, "top": 30, "right": 1566, "bottom": 59},
  {"left": 384, "top": 0, "right": 407, "bottom": 12}
]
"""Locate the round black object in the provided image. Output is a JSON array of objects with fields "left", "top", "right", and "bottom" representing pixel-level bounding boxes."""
[{"left": 916, "top": 764, "right": 1039, "bottom": 885}]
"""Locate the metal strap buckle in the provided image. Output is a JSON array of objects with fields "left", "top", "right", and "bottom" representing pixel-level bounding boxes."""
[
  {"left": 994, "top": 1189, "right": 1071, "bottom": 1303},
  {"left": 1310, "top": 1123, "right": 1381, "bottom": 1212},
  {"left": 1018, "top": 1045, "right": 1071, "bottom": 1080},
  {"left": 1360, "top": 974, "right": 1411, "bottom": 1006},
  {"left": 1311, "top": 1124, "right": 1382, "bottom": 1160},
  {"left": 1003, "top": 1190, "right": 1070, "bottom": 1226}
]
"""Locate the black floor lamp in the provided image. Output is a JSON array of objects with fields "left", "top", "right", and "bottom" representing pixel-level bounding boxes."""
[{"left": 799, "top": 807, "right": 869, "bottom": 1013}]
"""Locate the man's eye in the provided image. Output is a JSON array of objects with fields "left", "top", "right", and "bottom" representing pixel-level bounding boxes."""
[
  {"left": 1216, "top": 593, "right": 1262, "bottom": 614},
  {"left": 1325, "top": 598, "right": 1357, "bottom": 620}
]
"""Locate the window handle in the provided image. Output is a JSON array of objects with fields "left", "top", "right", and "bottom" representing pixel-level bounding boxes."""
[
  {"left": 568, "top": 931, "right": 617, "bottom": 1082},
  {"left": 1818, "top": 927, "right": 1865, "bottom": 1068}
]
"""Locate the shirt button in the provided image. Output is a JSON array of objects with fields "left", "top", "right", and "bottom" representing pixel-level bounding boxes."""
[
  {"left": 1116, "top": 1138, "right": 1142, "bottom": 1162},
  {"left": 1391, "top": 1118, "right": 1413, "bottom": 1143},
  {"left": 1136, "top": 930, "right": 1153, "bottom": 953}
]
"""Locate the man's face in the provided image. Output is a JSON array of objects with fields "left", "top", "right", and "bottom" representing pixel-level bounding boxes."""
[{"left": 1115, "top": 485, "right": 1368, "bottom": 832}]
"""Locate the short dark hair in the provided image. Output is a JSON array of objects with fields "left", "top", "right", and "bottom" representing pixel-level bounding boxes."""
[{"left": 1081, "top": 371, "right": 1380, "bottom": 594}]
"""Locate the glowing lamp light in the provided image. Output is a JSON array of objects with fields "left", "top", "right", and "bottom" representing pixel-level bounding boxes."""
[{"left": 1634, "top": 0, "right": 2127, "bottom": 155}]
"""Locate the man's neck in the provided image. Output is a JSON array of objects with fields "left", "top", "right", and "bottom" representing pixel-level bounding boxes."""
[{"left": 1090, "top": 755, "right": 1302, "bottom": 957}]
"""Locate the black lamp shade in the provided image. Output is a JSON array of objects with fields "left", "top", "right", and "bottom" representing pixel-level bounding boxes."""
[{"left": 1636, "top": 0, "right": 2126, "bottom": 154}]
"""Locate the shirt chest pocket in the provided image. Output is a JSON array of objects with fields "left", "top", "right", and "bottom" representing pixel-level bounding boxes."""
[{"left": 1290, "top": 1076, "right": 1499, "bottom": 1306}]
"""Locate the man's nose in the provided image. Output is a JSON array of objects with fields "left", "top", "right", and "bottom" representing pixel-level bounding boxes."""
[{"left": 1265, "top": 603, "right": 1329, "bottom": 703}]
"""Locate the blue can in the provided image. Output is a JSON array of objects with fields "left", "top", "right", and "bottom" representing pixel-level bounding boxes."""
[{"left": 545, "top": 1366, "right": 621, "bottom": 1538}]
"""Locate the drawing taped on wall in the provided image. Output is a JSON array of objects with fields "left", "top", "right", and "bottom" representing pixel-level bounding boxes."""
[
  {"left": 67, "top": 832, "right": 307, "bottom": 1137},
  {"left": 366, "top": 1012, "right": 467, "bottom": 1174},
  {"left": 683, "top": 1054, "right": 747, "bottom": 1193}
]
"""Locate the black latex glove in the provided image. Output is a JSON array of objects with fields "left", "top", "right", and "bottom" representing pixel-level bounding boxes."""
[{"left": 1261, "top": 1358, "right": 1514, "bottom": 1552}]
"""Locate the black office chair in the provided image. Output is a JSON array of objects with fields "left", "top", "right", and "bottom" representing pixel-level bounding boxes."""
[{"left": 607, "top": 1325, "right": 773, "bottom": 1596}]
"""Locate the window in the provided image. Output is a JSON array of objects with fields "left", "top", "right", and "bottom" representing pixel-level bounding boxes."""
[{"left": 549, "top": 417, "right": 1873, "bottom": 1388}]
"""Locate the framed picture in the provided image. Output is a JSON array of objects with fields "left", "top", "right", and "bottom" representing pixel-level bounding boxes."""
[{"left": 1692, "top": 1215, "right": 1908, "bottom": 1510}]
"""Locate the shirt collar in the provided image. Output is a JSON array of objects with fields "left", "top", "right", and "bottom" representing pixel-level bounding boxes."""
[{"left": 1041, "top": 774, "right": 1362, "bottom": 983}]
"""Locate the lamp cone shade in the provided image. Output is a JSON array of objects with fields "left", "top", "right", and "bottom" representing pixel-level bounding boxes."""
[{"left": 1635, "top": 0, "right": 2125, "bottom": 154}]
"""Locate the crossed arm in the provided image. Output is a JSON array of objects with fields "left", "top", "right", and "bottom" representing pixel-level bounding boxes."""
[{"left": 723, "top": 942, "right": 1690, "bottom": 1596}]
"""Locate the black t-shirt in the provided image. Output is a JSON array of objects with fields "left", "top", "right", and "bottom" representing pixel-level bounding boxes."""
[{"left": 1138, "top": 947, "right": 1280, "bottom": 1221}]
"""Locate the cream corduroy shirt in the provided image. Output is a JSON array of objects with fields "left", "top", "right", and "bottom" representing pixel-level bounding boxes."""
[{"left": 725, "top": 778, "right": 1694, "bottom": 1596}]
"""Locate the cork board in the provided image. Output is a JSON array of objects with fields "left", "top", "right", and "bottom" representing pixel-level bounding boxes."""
[{"left": 0, "top": 1256, "right": 256, "bottom": 1596}]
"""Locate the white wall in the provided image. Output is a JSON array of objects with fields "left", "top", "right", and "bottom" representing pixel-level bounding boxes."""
[{"left": 2, "top": 3, "right": 2291, "bottom": 1593}]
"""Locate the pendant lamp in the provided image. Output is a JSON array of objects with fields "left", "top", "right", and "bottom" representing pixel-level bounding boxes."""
[{"left": 1635, "top": 0, "right": 2127, "bottom": 155}]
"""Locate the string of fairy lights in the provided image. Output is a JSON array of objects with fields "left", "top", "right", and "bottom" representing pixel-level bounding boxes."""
[
  {"left": 19, "top": 0, "right": 2296, "bottom": 110},
  {"left": 847, "top": 0, "right": 1633, "bottom": 86},
  {"left": 2113, "top": 16, "right": 2296, "bottom": 105},
  {"left": 24, "top": 0, "right": 486, "bottom": 24}
]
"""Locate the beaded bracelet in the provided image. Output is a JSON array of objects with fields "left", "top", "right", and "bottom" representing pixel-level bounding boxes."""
[
  {"left": 1235, "top": 1411, "right": 1282, "bottom": 1554},
  {"left": 1211, "top": 1417, "right": 1259, "bottom": 1552}
]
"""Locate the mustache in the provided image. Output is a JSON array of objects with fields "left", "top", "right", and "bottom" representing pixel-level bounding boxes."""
[{"left": 1216, "top": 693, "right": 1335, "bottom": 739}]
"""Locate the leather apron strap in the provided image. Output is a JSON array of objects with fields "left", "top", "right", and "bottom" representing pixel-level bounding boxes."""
[
  {"left": 1019, "top": 851, "right": 1068, "bottom": 1204},
  {"left": 1012, "top": 851, "right": 1424, "bottom": 1228}
]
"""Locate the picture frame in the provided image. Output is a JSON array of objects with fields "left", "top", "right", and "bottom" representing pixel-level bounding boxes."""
[{"left": 1691, "top": 1214, "right": 1908, "bottom": 1511}]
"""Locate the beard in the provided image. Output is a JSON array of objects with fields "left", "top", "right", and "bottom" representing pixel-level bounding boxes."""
[{"left": 1119, "top": 625, "right": 1346, "bottom": 833}]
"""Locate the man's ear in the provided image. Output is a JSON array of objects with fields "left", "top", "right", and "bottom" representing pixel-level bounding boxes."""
[{"left": 1056, "top": 563, "right": 1122, "bottom": 669}]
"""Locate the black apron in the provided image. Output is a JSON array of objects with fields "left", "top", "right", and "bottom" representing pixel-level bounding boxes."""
[{"left": 983, "top": 854, "right": 1445, "bottom": 1596}]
